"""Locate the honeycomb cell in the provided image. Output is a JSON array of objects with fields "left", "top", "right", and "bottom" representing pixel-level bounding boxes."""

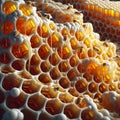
[
  {"left": 87, "top": 49, "right": 96, "bottom": 57},
  {"left": 48, "top": 32, "right": 62, "bottom": 48},
  {"left": 59, "top": 93, "right": 73, "bottom": 103},
  {"left": 50, "top": 67, "right": 61, "bottom": 80},
  {"left": 57, "top": 45, "right": 71, "bottom": 59},
  {"left": 12, "top": 60, "right": 24, "bottom": 71},
  {"left": 68, "top": 88, "right": 79, "bottom": 97},
  {"left": 2, "top": 1, "right": 17, "bottom": 15},
  {"left": 38, "top": 44, "right": 50, "bottom": 60},
  {"left": 75, "top": 79, "right": 87, "bottom": 93},
  {"left": 1, "top": 21, "right": 14, "bottom": 34},
  {"left": 94, "top": 92, "right": 102, "bottom": 102},
  {"left": 12, "top": 43, "right": 29, "bottom": 58},
  {"left": 37, "top": 23, "right": 50, "bottom": 38},
  {"left": 19, "top": 4, "right": 32, "bottom": 16},
  {"left": 38, "top": 73, "right": 51, "bottom": 84},
  {"left": 99, "top": 83, "right": 108, "bottom": 93},
  {"left": 30, "top": 35, "right": 41, "bottom": 48},
  {"left": 77, "top": 62, "right": 87, "bottom": 73},
  {"left": 0, "top": 37, "right": 11, "bottom": 49},
  {"left": 70, "top": 37, "right": 79, "bottom": 50},
  {"left": 59, "top": 77, "right": 70, "bottom": 89},
  {"left": 109, "top": 83, "right": 116, "bottom": 91},
  {"left": 64, "top": 104, "right": 80, "bottom": 119},
  {"left": 67, "top": 68, "right": 78, "bottom": 81},
  {"left": 0, "top": 52, "right": 11, "bottom": 64},
  {"left": 61, "top": 27, "right": 69, "bottom": 39},
  {"left": 21, "top": 109, "right": 37, "bottom": 120},
  {"left": 69, "top": 55, "right": 79, "bottom": 67},
  {"left": 58, "top": 61, "right": 70, "bottom": 72},
  {"left": 28, "top": 94, "right": 45, "bottom": 111},
  {"left": 2, "top": 74, "right": 21, "bottom": 90},
  {"left": 29, "top": 54, "right": 40, "bottom": 65},
  {"left": 75, "top": 30, "right": 84, "bottom": 41},
  {"left": 41, "top": 87, "right": 57, "bottom": 98},
  {"left": 49, "top": 22, "right": 56, "bottom": 30},
  {"left": 1, "top": 66, "right": 14, "bottom": 74},
  {"left": 81, "top": 109, "right": 95, "bottom": 120},
  {"left": 76, "top": 98, "right": 88, "bottom": 108},
  {"left": 40, "top": 61, "right": 51, "bottom": 72},
  {"left": 49, "top": 53, "right": 60, "bottom": 66},
  {"left": 78, "top": 45, "right": 88, "bottom": 58},
  {"left": 88, "top": 82, "right": 97, "bottom": 93},
  {"left": 83, "top": 72, "right": 92, "bottom": 82},
  {"left": 84, "top": 37, "right": 91, "bottom": 48},
  {"left": 26, "top": 64, "right": 40, "bottom": 75},
  {"left": 45, "top": 99, "right": 63, "bottom": 115},
  {"left": 22, "top": 80, "right": 40, "bottom": 94},
  {"left": 6, "top": 92, "right": 26, "bottom": 108}
]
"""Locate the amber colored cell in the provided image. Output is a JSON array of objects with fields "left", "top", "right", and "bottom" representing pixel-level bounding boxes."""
[
  {"left": 40, "top": 61, "right": 51, "bottom": 72},
  {"left": 30, "top": 35, "right": 41, "bottom": 48},
  {"left": 16, "top": 17, "right": 36, "bottom": 35},
  {"left": 12, "top": 60, "right": 24, "bottom": 71},
  {"left": 0, "top": 90, "right": 5, "bottom": 103},
  {"left": 77, "top": 63, "right": 86, "bottom": 73},
  {"left": 2, "top": 74, "right": 20, "bottom": 90},
  {"left": 75, "top": 30, "right": 84, "bottom": 41},
  {"left": 76, "top": 98, "right": 88, "bottom": 108},
  {"left": 87, "top": 60, "right": 98, "bottom": 74},
  {"left": 37, "top": 23, "right": 49, "bottom": 38},
  {"left": 70, "top": 37, "right": 79, "bottom": 50},
  {"left": 0, "top": 37, "right": 10, "bottom": 49},
  {"left": 87, "top": 49, "right": 96, "bottom": 57},
  {"left": 26, "top": 64, "right": 40, "bottom": 75},
  {"left": 109, "top": 83, "right": 116, "bottom": 91},
  {"left": 68, "top": 88, "right": 79, "bottom": 97},
  {"left": 57, "top": 45, "right": 71, "bottom": 59},
  {"left": 29, "top": 54, "right": 40, "bottom": 65},
  {"left": 41, "top": 87, "right": 57, "bottom": 98},
  {"left": 0, "top": 52, "right": 11, "bottom": 64},
  {"left": 59, "top": 77, "right": 69, "bottom": 89},
  {"left": 38, "top": 44, "right": 50, "bottom": 60},
  {"left": 99, "top": 83, "right": 108, "bottom": 93},
  {"left": 1, "top": 66, "right": 14, "bottom": 74},
  {"left": 38, "top": 73, "right": 51, "bottom": 84},
  {"left": 21, "top": 109, "right": 37, "bottom": 120},
  {"left": 61, "top": 27, "right": 69, "bottom": 38},
  {"left": 49, "top": 22, "right": 55, "bottom": 30},
  {"left": 83, "top": 72, "right": 92, "bottom": 82},
  {"left": 50, "top": 67, "right": 60, "bottom": 80},
  {"left": 59, "top": 93, "right": 73, "bottom": 103},
  {"left": 2, "top": 1, "right": 17, "bottom": 15},
  {"left": 6, "top": 92, "right": 26, "bottom": 108},
  {"left": 67, "top": 69, "right": 78, "bottom": 81},
  {"left": 28, "top": 94, "right": 45, "bottom": 111},
  {"left": 94, "top": 92, "right": 102, "bottom": 102},
  {"left": 12, "top": 43, "right": 28, "bottom": 58},
  {"left": 77, "top": 47, "right": 87, "bottom": 59},
  {"left": 48, "top": 32, "right": 62, "bottom": 48},
  {"left": 75, "top": 79, "right": 87, "bottom": 93},
  {"left": 49, "top": 53, "right": 60, "bottom": 66},
  {"left": 69, "top": 55, "right": 79, "bottom": 67},
  {"left": 88, "top": 82, "right": 97, "bottom": 93},
  {"left": 58, "top": 61, "right": 70, "bottom": 72},
  {"left": 18, "top": 71, "right": 32, "bottom": 79},
  {"left": 81, "top": 109, "right": 95, "bottom": 120},
  {"left": 1, "top": 21, "right": 14, "bottom": 34},
  {"left": 84, "top": 38, "right": 91, "bottom": 48},
  {"left": 64, "top": 104, "right": 80, "bottom": 119},
  {"left": 45, "top": 99, "right": 63, "bottom": 115},
  {"left": 22, "top": 81, "right": 40, "bottom": 94},
  {"left": 19, "top": 4, "right": 32, "bottom": 16}
]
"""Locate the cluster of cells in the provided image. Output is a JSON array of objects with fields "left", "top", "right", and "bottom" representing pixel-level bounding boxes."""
[
  {"left": 54, "top": 0, "right": 120, "bottom": 42},
  {"left": 1, "top": 0, "right": 120, "bottom": 120}
]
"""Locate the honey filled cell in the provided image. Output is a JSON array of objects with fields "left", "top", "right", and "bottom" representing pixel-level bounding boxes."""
[
  {"left": 40, "top": 61, "right": 51, "bottom": 72},
  {"left": 12, "top": 60, "right": 24, "bottom": 71},
  {"left": 59, "top": 77, "right": 70, "bottom": 89},
  {"left": 88, "top": 82, "right": 98, "bottom": 93},
  {"left": 2, "top": 1, "right": 17, "bottom": 15},
  {"left": 29, "top": 54, "right": 40, "bottom": 65},
  {"left": 0, "top": 52, "right": 11, "bottom": 64},
  {"left": 64, "top": 104, "right": 80, "bottom": 119},
  {"left": 58, "top": 61, "right": 70, "bottom": 72},
  {"left": 28, "top": 94, "right": 45, "bottom": 111},
  {"left": 75, "top": 30, "right": 84, "bottom": 41},
  {"left": 69, "top": 55, "right": 79, "bottom": 67},
  {"left": 0, "top": 37, "right": 11, "bottom": 49},
  {"left": 45, "top": 99, "right": 63, "bottom": 115},
  {"left": 70, "top": 37, "right": 79, "bottom": 50},
  {"left": 38, "top": 44, "right": 50, "bottom": 60},
  {"left": 99, "top": 83, "right": 108, "bottom": 93}
]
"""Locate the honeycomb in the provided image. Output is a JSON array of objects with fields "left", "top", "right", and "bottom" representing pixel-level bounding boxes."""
[
  {"left": 53, "top": 0, "right": 120, "bottom": 43},
  {"left": 0, "top": 0, "right": 120, "bottom": 120}
]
